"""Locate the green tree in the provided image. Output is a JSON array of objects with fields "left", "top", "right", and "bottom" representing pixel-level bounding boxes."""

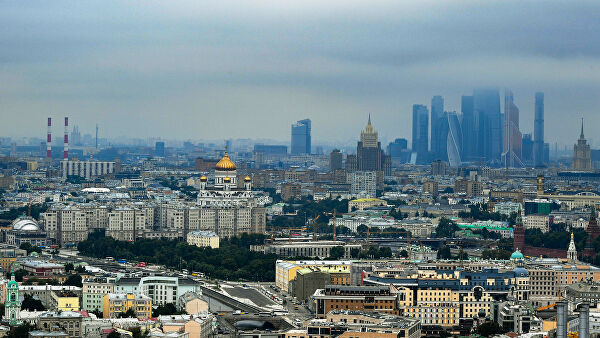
[
  {"left": 476, "top": 321, "right": 505, "bottom": 337},
  {"left": 118, "top": 308, "right": 137, "bottom": 318},
  {"left": 21, "top": 294, "right": 45, "bottom": 311},
  {"left": 19, "top": 243, "right": 42, "bottom": 254},
  {"left": 64, "top": 263, "right": 74, "bottom": 272},
  {"left": 328, "top": 246, "right": 345, "bottom": 260},
  {"left": 399, "top": 249, "right": 409, "bottom": 258},
  {"left": 107, "top": 331, "right": 121, "bottom": 338},
  {"left": 63, "top": 274, "right": 83, "bottom": 287},
  {"left": 131, "top": 327, "right": 148, "bottom": 338},
  {"left": 435, "top": 218, "right": 460, "bottom": 238},
  {"left": 437, "top": 246, "right": 452, "bottom": 259},
  {"left": 152, "top": 303, "right": 185, "bottom": 317},
  {"left": 5, "top": 321, "right": 35, "bottom": 338}
]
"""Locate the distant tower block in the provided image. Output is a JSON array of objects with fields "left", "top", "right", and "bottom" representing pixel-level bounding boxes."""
[
  {"left": 47, "top": 117, "right": 52, "bottom": 159},
  {"left": 63, "top": 117, "right": 69, "bottom": 159}
]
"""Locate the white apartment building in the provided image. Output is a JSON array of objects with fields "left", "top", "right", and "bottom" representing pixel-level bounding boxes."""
[{"left": 60, "top": 160, "right": 115, "bottom": 179}]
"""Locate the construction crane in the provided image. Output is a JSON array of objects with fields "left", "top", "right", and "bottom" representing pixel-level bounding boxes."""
[
  {"left": 311, "top": 214, "right": 321, "bottom": 242},
  {"left": 288, "top": 226, "right": 307, "bottom": 243}
]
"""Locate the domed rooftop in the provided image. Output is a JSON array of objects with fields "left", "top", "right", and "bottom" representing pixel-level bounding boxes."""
[
  {"left": 215, "top": 151, "right": 236, "bottom": 171},
  {"left": 514, "top": 267, "right": 528, "bottom": 277},
  {"left": 244, "top": 175, "right": 251, "bottom": 182},
  {"left": 11, "top": 218, "right": 41, "bottom": 232},
  {"left": 200, "top": 175, "right": 207, "bottom": 182},
  {"left": 511, "top": 249, "right": 524, "bottom": 260}
]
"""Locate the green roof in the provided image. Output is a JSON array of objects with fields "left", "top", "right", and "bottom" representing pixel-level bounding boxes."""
[{"left": 457, "top": 223, "right": 511, "bottom": 231}]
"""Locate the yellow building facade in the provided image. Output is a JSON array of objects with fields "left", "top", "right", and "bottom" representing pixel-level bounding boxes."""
[{"left": 102, "top": 293, "right": 152, "bottom": 319}]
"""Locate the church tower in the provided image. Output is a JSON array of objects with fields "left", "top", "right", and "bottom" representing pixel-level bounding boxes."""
[
  {"left": 5, "top": 273, "right": 21, "bottom": 325},
  {"left": 567, "top": 233, "right": 578, "bottom": 263}
]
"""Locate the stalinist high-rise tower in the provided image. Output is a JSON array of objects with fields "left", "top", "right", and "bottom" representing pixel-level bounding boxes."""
[{"left": 571, "top": 118, "right": 593, "bottom": 171}]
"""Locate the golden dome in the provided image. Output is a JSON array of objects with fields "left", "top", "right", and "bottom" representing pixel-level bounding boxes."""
[
  {"left": 200, "top": 175, "right": 207, "bottom": 182},
  {"left": 224, "top": 176, "right": 231, "bottom": 182},
  {"left": 215, "top": 152, "right": 237, "bottom": 171},
  {"left": 244, "top": 175, "right": 251, "bottom": 182}
]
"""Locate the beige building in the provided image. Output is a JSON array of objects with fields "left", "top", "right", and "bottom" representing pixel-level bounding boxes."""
[
  {"left": 82, "top": 277, "right": 115, "bottom": 312},
  {"left": 524, "top": 214, "right": 550, "bottom": 232},
  {"left": 102, "top": 293, "right": 152, "bottom": 319},
  {"left": 186, "top": 231, "right": 219, "bottom": 249},
  {"left": 348, "top": 198, "right": 387, "bottom": 212}
]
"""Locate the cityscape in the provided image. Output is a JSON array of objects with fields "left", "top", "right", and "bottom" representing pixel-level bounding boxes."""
[{"left": 1, "top": 1, "right": 600, "bottom": 338}]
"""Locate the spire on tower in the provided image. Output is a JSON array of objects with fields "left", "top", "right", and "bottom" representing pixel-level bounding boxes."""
[
  {"left": 580, "top": 117, "right": 585, "bottom": 139},
  {"left": 368, "top": 113, "right": 371, "bottom": 125}
]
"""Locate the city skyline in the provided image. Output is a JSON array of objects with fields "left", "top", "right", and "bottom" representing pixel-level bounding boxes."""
[{"left": 1, "top": 1, "right": 599, "bottom": 146}]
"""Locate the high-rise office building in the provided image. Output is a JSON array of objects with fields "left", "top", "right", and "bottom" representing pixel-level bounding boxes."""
[
  {"left": 430, "top": 96, "right": 444, "bottom": 158},
  {"left": 521, "top": 134, "right": 534, "bottom": 165},
  {"left": 502, "top": 90, "right": 523, "bottom": 167},
  {"left": 329, "top": 149, "right": 343, "bottom": 172},
  {"left": 572, "top": 119, "right": 593, "bottom": 171},
  {"left": 412, "top": 104, "right": 429, "bottom": 163},
  {"left": 473, "top": 89, "right": 502, "bottom": 163},
  {"left": 291, "top": 119, "right": 311, "bottom": 155},
  {"left": 534, "top": 92, "right": 545, "bottom": 167},
  {"left": 155, "top": 142, "right": 165, "bottom": 157},
  {"left": 460, "top": 95, "right": 474, "bottom": 161},
  {"left": 355, "top": 116, "right": 391, "bottom": 175},
  {"left": 446, "top": 112, "right": 463, "bottom": 167}
]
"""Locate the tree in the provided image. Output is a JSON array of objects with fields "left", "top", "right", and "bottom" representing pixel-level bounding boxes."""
[
  {"left": 76, "top": 265, "right": 86, "bottom": 273},
  {"left": 328, "top": 246, "right": 345, "bottom": 260},
  {"left": 5, "top": 321, "right": 35, "bottom": 338},
  {"left": 21, "top": 294, "right": 45, "bottom": 311},
  {"left": 64, "top": 263, "right": 74, "bottom": 272},
  {"left": 64, "top": 274, "right": 83, "bottom": 287},
  {"left": 107, "top": 331, "right": 121, "bottom": 338},
  {"left": 435, "top": 218, "right": 460, "bottom": 238},
  {"left": 437, "top": 246, "right": 452, "bottom": 259},
  {"left": 356, "top": 224, "right": 369, "bottom": 235},
  {"left": 9, "top": 269, "right": 29, "bottom": 283},
  {"left": 350, "top": 248, "right": 360, "bottom": 258},
  {"left": 152, "top": 303, "right": 185, "bottom": 317},
  {"left": 131, "top": 327, "right": 148, "bottom": 338},
  {"left": 118, "top": 308, "right": 137, "bottom": 318},
  {"left": 476, "top": 321, "right": 505, "bottom": 337},
  {"left": 399, "top": 249, "right": 409, "bottom": 258},
  {"left": 19, "top": 243, "right": 41, "bottom": 254}
]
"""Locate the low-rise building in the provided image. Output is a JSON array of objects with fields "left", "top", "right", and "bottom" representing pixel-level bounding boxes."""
[
  {"left": 186, "top": 231, "right": 219, "bottom": 249},
  {"left": 348, "top": 198, "right": 387, "bottom": 212},
  {"left": 524, "top": 214, "right": 551, "bottom": 232},
  {"left": 38, "top": 311, "right": 84, "bottom": 338},
  {"left": 102, "top": 293, "right": 152, "bottom": 319}
]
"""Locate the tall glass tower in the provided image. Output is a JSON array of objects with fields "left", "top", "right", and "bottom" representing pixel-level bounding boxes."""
[{"left": 291, "top": 119, "right": 311, "bottom": 155}]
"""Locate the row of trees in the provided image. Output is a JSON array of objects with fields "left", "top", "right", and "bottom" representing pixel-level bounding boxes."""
[
  {"left": 78, "top": 232, "right": 278, "bottom": 281},
  {"left": 0, "top": 203, "right": 48, "bottom": 221}
]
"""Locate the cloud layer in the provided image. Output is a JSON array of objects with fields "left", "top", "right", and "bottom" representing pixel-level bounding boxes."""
[{"left": 1, "top": 0, "right": 599, "bottom": 146}]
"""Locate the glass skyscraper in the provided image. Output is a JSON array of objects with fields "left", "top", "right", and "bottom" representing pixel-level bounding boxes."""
[{"left": 291, "top": 119, "right": 311, "bottom": 155}]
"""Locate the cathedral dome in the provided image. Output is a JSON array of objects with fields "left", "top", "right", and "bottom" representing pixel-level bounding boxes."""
[
  {"left": 224, "top": 176, "right": 231, "bottom": 183},
  {"left": 200, "top": 175, "right": 207, "bottom": 182},
  {"left": 244, "top": 175, "right": 251, "bottom": 182},
  {"left": 510, "top": 250, "right": 524, "bottom": 260},
  {"left": 215, "top": 153, "right": 236, "bottom": 171}
]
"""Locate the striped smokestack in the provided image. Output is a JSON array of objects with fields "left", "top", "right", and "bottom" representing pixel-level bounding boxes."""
[
  {"left": 63, "top": 117, "right": 69, "bottom": 160},
  {"left": 47, "top": 117, "right": 52, "bottom": 159}
]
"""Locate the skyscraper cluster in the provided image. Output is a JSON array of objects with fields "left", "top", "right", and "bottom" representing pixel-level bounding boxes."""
[{"left": 411, "top": 89, "right": 548, "bottom": 167}]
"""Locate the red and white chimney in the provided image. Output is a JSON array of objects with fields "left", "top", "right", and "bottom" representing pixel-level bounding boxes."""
[
  {"left": 47, "top": 117, "right": 52, "bottom": 159},
  {"left": 63, "top": 117, "right": 69, "bottom": 160}
]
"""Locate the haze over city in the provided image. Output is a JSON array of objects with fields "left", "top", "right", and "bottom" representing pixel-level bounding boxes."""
[{"left": 1, "top": 0, "right": 599, "bottom": 147}]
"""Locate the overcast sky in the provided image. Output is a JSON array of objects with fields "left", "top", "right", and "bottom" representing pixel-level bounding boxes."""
[{"left": 1, "top": 0, "right": 599, "bottom": 147}]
